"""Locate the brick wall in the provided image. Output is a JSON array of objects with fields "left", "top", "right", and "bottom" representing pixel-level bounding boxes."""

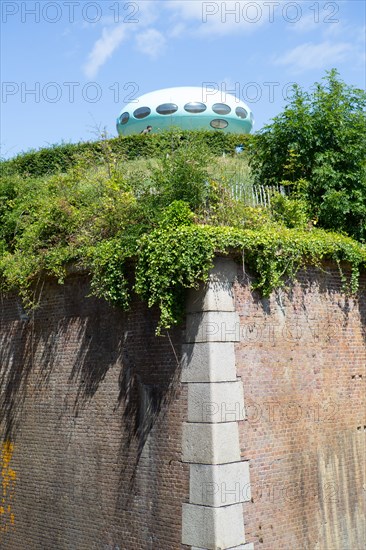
[
  {"left": 0, "top": 274, "right": 188, "bottom": 550},
  {"left": 1, "top": 262, "right": 365, "bottom": 549},
  {"left": 235, "top": 264, "right": 366, "bottom": 549}
]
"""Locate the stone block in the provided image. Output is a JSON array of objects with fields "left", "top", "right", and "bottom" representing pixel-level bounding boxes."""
[
  {"left": 186, "top": 281, "right": 235, "bottom": 313},
  {"left": 181, "top": 342, "right": 237, "bottom": 383},
  {"left": 190, "top": 461, "right": 251, "bottom": 506},
  {"left": 192, "top": 546, "right": 253, "bottom": 550},
  {"left": 182, "top": 503, "right": 245, "bottom": 549},
  {"left": 185, "top": 311, "right": 241, "bottom": 343},
  {"left": 208, "top": 257, "right": 238, "bottom": 284},
  {"left": 188, "top": 381, "right": 245, "bottom": 423},
  {"left": 182, "top": 422, "right": 241, "bottom": 464}
]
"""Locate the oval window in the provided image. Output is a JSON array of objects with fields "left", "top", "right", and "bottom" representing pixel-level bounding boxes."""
[
  {"left": 184, "top": 102, "right": 207, "bottom": 114},
  {"left": 119, "top": 112, "right": 129, "bottom": 125},
  {"left": 133, "top": 106, "right": 151, "bottom": 119},
  {"left": 212, "top": 103, "right": 231, "bottom": 115},
  {"left": 156, "top": 103, "right": 178, "bottom": 115},
  {"left": 210, "top": 119, "right": 228, "bottom": 129},
  {"left": 235, "top": 106, "right": 248, "bottom": 119}
]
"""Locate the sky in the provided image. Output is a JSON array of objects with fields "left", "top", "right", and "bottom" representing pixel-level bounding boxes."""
[{"left": 1, "top": 0, "right": 365, "bottom": 159}]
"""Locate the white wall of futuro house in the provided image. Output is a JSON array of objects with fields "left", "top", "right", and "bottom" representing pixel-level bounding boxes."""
[
  {"left": 181, "top": 257, "right": 253, "bottom": 550},
  {"left": 116, "top": 86, "right": 254, "bottom": 135}
]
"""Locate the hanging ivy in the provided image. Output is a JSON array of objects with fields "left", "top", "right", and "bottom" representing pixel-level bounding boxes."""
[{"left": 1, "top": 129, "right": 365, "bottom": 334}]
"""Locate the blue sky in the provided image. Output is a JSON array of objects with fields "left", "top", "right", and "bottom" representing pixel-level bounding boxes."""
[{"left": 1, "top": 1, "right": 365, "bottom": 158}]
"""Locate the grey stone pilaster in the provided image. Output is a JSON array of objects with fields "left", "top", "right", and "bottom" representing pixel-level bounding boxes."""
[{"left": 181, "top": 258, "right": 253, "bottom": 550}]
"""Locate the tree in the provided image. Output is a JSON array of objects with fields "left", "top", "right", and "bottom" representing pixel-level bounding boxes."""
[{"left": 250, "top": 70, "right": 366, "bottom": 242}]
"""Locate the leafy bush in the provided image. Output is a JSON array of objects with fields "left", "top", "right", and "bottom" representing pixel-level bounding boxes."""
[
  {"left": 270, "top": 194, "right": 309, "bottom": 229},
  {"left": 1, "top": 124, "right": 365, "bottom": 332},
  {"left": 135, "top": 223, "right": 365, "bottom": 331},
  {"left": 250, "top": 70, "right": 366, "bottom": 242},
  {"left": 151, "top": 138, "right": 214, "bottom": 212}
]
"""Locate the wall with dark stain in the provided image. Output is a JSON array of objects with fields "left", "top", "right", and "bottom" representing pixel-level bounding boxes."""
[
  {"left": 235, "top": 264, "right": 366, "bottom": 549},
  {"left": 0, "top": 274, "right": 188, "bottom": 549},
  {"left": 0, "top": 263, "right": 365, "bottom": 549}
]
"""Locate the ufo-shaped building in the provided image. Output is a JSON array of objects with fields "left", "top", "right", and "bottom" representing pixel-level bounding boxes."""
[{"left": 116, "top": 86, "right": 254, "bottom": 136}]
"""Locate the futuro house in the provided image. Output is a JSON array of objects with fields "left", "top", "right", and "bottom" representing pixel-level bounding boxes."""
[{"left": 116, "top": 87, "right": 254, "bottom": 135}]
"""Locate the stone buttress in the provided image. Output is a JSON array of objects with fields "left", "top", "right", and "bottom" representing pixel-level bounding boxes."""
[{"left": 181, "top": 258, "right": 254, "bottom": 550}]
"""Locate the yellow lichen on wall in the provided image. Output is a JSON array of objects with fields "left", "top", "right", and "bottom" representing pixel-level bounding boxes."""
[{"left": 1, "top": 441, "right": 16, "bottom": 535}]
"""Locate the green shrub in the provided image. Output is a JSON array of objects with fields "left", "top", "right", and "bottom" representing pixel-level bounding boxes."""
[
  {"left": 270, "top": 194, "right": 309, "bottom": 229},
  {"left": 1, "top": 117, "right": 365, "bottom": 333},
  {"left": 250, "top": 70, "right": 366, "bottom": 242},
  {"left": 2, "top": 130, "right": 252, "bottom": 178}
]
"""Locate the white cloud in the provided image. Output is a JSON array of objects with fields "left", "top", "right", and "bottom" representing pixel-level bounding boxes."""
[
  {"left": 168, "top": 22, "right": 186, "bottom": 38},
  {"left": 288, "top": 12, "right": 323, "bottom": 33},
  {"left": 132, "top": 0, "right": 160, "bottom": 28},
  {"left": 274, "top": 41, "right": 352, "bottom": 73},
  {"left": 81, "top": 1, "right": 159, "bottom": 28},
  {"left": 82, "top": 1, "right": 161, "bottom": 76},
  {"left": 165, "top": 0, "right": 286, "bottom": 37},
  {"left": 83, "top": 25, "right": 127, "bottom": 78},
  {"left": 135, "top": 28, "right": 166, "bottom": 59},
  {"left": 221, "top": 77, "right": 241, "bottom": 99},
  {"left": 165, "top": 0, "right": 203, "bottom": 21},
  {"left": 324, "top": 21, "right": 365, "bottom": 43}
]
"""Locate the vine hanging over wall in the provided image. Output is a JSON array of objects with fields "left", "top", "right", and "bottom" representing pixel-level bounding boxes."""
[
  {"left": 1, "top": 129, "right": 365, "bottom": 333},
  {"left": 133, "top": 215, "right": 365, "bottom": 331}
]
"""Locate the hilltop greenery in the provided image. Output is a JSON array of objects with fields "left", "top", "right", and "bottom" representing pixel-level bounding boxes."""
[
  {"left": 1, "top": 129, "right": 250, "bottom": 178},
  {"left": 250, "top": 69, "right": 366, "bottom": 242},
  {"left": 1, "top": 73, "right": 365, "bottom": 332}
]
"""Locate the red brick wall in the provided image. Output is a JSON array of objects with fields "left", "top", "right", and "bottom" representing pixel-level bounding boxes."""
[
  {"left": 0, "top": 274, "right": 188, "bottom": 550},
  {"left": 1, "top": 262, "right": 365, "bottom": 549},
  {"left": 235, "top": 264, "right": 366, "bottom": 549}
]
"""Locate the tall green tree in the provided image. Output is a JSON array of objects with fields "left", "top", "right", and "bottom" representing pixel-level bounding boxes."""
[{"left": 250, "top": 70, "right": 366, "bottom": 241}]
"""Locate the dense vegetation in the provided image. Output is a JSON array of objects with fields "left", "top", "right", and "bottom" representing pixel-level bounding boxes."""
[
  {"left": 1, "top": 72, "right": 365, "bottom": 332},
  {"left": 2, "top": 130, "right": 250, "bottom": 178},
  {"left": 250, "top": 69, "right": 366, "bottom": 242}
]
